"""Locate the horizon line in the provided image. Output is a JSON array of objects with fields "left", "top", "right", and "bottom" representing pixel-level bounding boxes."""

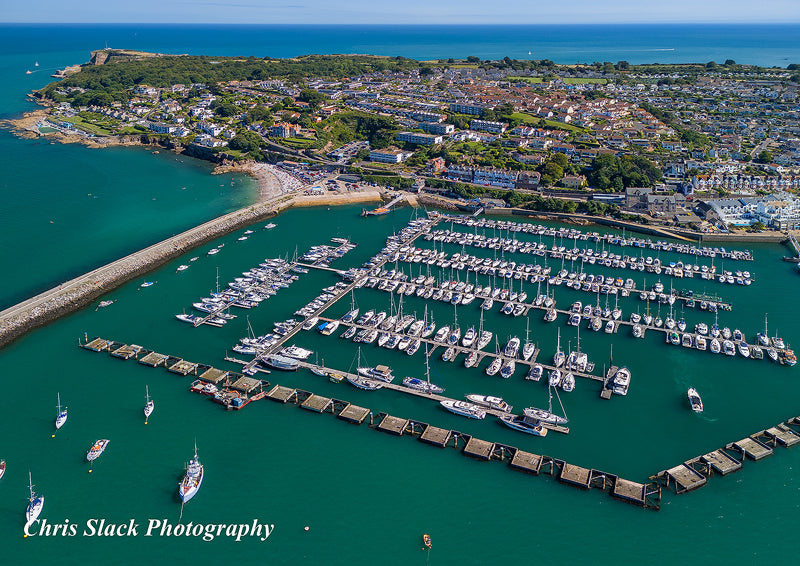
[{"left": 3, "top": 21, "right": 800, "bottom": 26}]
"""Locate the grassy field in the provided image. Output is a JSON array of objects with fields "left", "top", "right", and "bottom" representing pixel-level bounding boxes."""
[
  {"left": 280, "top": 137, "right": 318, "bottom": 149},
  {"left": 61, "top": 116, "right": 114, "bottom": 136},
  {"left": 508, "top": 77, "right": 607, "bottom": 84},
  {"left": 508, "top": 76, "right": 544, "bottom": 83},
  {"left": 564, "top": 78, "right": 607, "bottom": 84}
]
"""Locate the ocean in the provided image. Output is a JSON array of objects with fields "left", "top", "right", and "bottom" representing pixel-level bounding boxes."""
[{"left": 2, "top": 24, "right": 800, "bottom": 565}]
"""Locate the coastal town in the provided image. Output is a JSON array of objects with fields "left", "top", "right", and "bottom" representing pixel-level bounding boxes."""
[{"left": 17, "top": 50, "right": 800, "bottom": 234}]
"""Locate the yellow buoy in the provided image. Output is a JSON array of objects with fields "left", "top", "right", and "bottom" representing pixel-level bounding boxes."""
[
  {"left": 88, "top": 469, "right": 93, "bottom": 473},
  {"left": 51, "top": 434, "right": 55, "bottom": 438}
]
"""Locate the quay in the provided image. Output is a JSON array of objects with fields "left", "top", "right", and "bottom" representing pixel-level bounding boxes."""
[{"left": 653, "top": 415, "right": 800, "bottom": 494}]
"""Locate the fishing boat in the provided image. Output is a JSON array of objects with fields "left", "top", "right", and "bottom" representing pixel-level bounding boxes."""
[
  {"left": 0, "top": 460, "right": 5, "bottom": 480},
  {"left": 498, "top": 414, "right": 548, "bottom": 436},
  {"left": 440, "top": 400, "right": 486, "bottom": 419},
  {"left": 86, "top": 439, "right": 110, "bottom": 462},
  {"left": 55, "top": 393, "right": 68, "bottom": 430},
  {"left": 179, "top": 442, "right": 204, "bottom": 503},
  {"left": 781, "top": 348, "right": 797, "bottom": 367},
  {"left": 144, "top": 386, "right": 154, "bottom": 420},
  {"left": 423, "top": 534, "right": 432, "bottom": 549},
  {"left": 25, "top": 471, "right": 44, "bottom": 526},
  {"left": 687, "top": 388, "right": 703, "bottom": 413},
  {"left": 466, "top": 395, "right": 512, "bottom": 413}
]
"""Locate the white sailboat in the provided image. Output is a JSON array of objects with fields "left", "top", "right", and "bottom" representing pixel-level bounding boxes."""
[
  {"left": 522, "top": 317, "right": 535, "bottom": 361},
  {"left": 403, "top": 343, "right": 444, "bottom": 394},
  {"left": 523, "top": 383, "right": 569, "bottom": 425},
  {"left": 179, "top": 441, "right": 204, "bottom": 503},
  {"left": 55, "top": 393, "right": 67, "bottom": 430},
  {"left": 25, "top": 471, "right": 44, "bottom": 527},
  {"left": 144, "top": 385, "right": 154, "bottom": 421}
]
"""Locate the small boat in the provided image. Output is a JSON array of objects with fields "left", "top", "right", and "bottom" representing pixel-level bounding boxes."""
[
  {"left": 176, "top": 264, "right": 190, "bottom": 271},
  {"left": 498, "top": 414, "right": 548, "bottom": 436},
  {"left": 423, "top": 534, "right": 432, "bottom": 550},
  {"left": 687, "top": 388, "right": 703, "bottom": 413},
  {"left": 264, "top": 223, "right": 277, "bottom": 229},
  {"left": 526, "top": 364, "right": 544, "bottom": 381},
  {"left": 440, "top": 400, "right": 486, "bottom": 419},
  {"left": 0, "top": 459, "right": 5, "bottom": 480},
  {"left": 179, "top": 442, "right": 204, "bottom": 503},
  {"left": 466, "top": 394, "right": 512, "bottom": 413},
  {"left": 485, "top": 357, "right": 502, "bottom": 376},
  {"left": 86, "top": 439, "right": 110, "bottom": 462},
  {"left": 140, "top": 281, "right": 154, "bottom": 288},
  {"left": 144, "top": 385, "right": 154, "bottom": 420},
  {"left": 25, "top": 471, "right": 44, "bottom": 526},
  {"left": 55, "top": 393, "right": 68, "bottom": 430},
  {"left": 189, "top": 257, "right": 199, "bottom": 262},
  {"left": 96, "top": 300, "right": 114, "bottom": 310},
  {"left": 327, "top": 371, "right": 345, "bottom": 383},
  {"left": 207, "top": 248, "right": 220, "bottom": 256}
]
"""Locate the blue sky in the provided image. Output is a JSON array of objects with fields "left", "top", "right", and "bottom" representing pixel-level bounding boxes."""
[{"left": 4, "top": 0, "right": 799, "bottom": 24}]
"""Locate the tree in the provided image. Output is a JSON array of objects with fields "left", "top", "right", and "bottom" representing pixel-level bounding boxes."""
[
  {"left": 466, "top": 56, "right": 480, "bottom": 63},
  {"left": 228, "top": 130, "right": 262, "bottom": 153},
  {"left": 724, "top": 59, "right": 736, "bottom": 66},
  {"left": 297, "top": 89, "right": 326, "bottom": 109},
  {"left": 756, "top": 150, "right": 773, "bottom": 163},
  {"left": 616, "top": 61, "right": 630, "bottom": 71}
]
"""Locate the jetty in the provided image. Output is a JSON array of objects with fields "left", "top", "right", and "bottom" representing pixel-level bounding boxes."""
[
  {"left": 80, "top": 335, "right": 657, "bottom": 509},
  {"left": 653, "top": 416, "right": 800, "bottom": 494}
]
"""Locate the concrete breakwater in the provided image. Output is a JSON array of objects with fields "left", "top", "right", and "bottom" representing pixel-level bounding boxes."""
[{"left": 0, "top": 190, "right": 377, "bottom": 350}]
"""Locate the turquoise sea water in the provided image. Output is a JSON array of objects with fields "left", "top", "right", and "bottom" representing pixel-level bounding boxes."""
[
  {"left": 2, "top": 204, "right": 800, "bottom": 565},
  {"left": 2, "top": 24, "right": 800, "bottom": 565}
]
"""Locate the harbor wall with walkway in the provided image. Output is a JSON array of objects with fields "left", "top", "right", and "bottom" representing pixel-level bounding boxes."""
[{"left": 0, "top": 189, "right": 381, "bottom": 350}]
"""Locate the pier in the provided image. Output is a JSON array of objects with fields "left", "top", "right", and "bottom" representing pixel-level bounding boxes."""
[
  {"left": 652, "top": 415, "right": 800, "bottom": 494},
  {"left": 78, "top": 335, "right": 658, "bottom": 509}
]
